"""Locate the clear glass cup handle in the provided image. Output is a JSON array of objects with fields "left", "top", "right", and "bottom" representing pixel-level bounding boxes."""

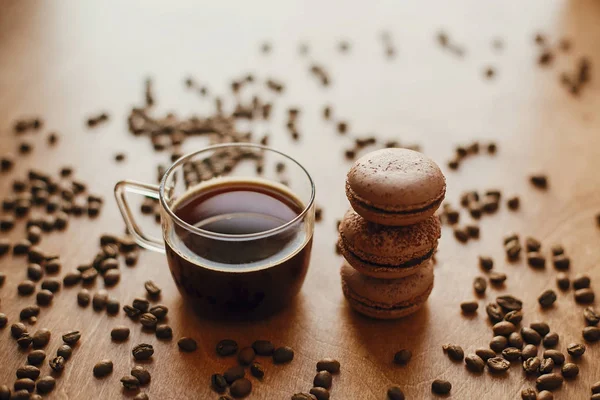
[{"left": 114, "top": 180, "right": 165, "bottom": 253}]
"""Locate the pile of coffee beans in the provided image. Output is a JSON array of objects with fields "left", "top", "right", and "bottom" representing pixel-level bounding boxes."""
[{"left": 292, "top": 358, "right": 340, "bottom": 399}]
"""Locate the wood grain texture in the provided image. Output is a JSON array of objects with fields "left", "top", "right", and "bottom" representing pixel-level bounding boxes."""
[{"left": 1, "top": 0, "right": 600, "bottom": 398}]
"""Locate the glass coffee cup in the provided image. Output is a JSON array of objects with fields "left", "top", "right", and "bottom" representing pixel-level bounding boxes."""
[{"left": 115, "top": 144, "right": 315, "bottom": 318}]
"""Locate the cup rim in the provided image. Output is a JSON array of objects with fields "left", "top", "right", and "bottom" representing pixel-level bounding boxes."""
[{"left": 159, "top": 143, "right": 315, "bottom": 240}]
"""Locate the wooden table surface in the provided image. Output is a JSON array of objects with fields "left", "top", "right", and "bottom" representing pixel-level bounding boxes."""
[{"left": 2, "top": 0, "right": 600, "bottom": 399}]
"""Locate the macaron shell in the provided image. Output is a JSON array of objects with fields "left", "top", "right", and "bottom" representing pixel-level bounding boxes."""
[
  {"left": 340, "top": 261, "right": 434, "bottom": 308},
  {"left": 339, "top": 209, "right": 441, "bottom": 267},
  {"left": 343, "top": 286, "right": 431, "bottom": 319}
]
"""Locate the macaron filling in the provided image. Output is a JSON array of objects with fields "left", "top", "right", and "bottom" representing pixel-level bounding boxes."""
[
  {"left": 342, "top": 242, "right": 435, "bottom": 269},
  {"left": 348, "top": 185, "right": 445, "bottom": 216},
  {"left": 343, "top": 282, "right": 434, "bottom": 311}
]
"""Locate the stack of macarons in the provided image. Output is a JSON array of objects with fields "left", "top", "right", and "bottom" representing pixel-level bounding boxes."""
[{"left": 339, "top": 148, "right": 446, "bottom": 319}]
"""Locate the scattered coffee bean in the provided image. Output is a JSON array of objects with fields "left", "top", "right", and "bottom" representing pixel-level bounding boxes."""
[
  {"left": 92, "top": 290, "right": 109, "bottom": 311},
  {"left": 556, "top": 273, "right": 570, "bottom": 290},
  {"left": 313, "top": 371, "right": 332, "bottom": 389},
  {"left": 14, "top": 378, "right": 35, "bottom": 393},
  {"left": 521, "top": 344, "right": 538, "bottom": 360},
  {"left": 93, "top": 360, "right": 113, "bottom": 377},
  {"left": 124, "top": 305, "right": 141, "bottom": 319},
  {"left": 132, "top": 343, "right": 154, "bottom": 360},
  {"left": 178, "top": 337, "right": 197, "bottom": 352},
  {"left": 443, "top": 344, "right": 464, "bottom": 361},
  {"left": 18, "top": 280, "right": 36, "bottom": 296},
  {"left": 393, "top": 349, "right": 412, "bottom": 365},
  {"left": 584, "top": 307, "right": 600, "bottom": 325},
  {"left": 49, "top": 356, "right": 65, "bottom": 372},
  {"left": 35, "top": 375, "right": 55, "bottom": 394},
  {"left": 573, "top": 274, "right": 591, "bottom": 289},
  {"left": 121, "top": 375, "right": 140, "bottom": 390},
  {"left": 536, "top": 373, "right": 563, "bottom": 391},
  {"left": 543, "top": 332, "right": 559, "bottom": 348},
  {"left": 486, "top": 303, "right": 505, "bottom": 323},
  {"left": 11, "top": 323, "right": 28, "bottom": 338},
  {"left": 575, "top": 288, "right": 595, "bottom": 304},
  {"left": 530, "top": 174, "right": 549, "bottom": 189},
  {"left": 36, "top": 290, "right": 53, "bottom": 306},
  {"left": 583, "top": 326, "right": 600, "bottom": 342},
  {"left": 564, "top": 343, "right": 585, "bottom": 358},
  {"left": 553, "top": 255, "right": 571, "bottom": 270},
  {"left": 20, "top": 305, "right": 40, "bottom": 320},
  {"left": 539, "top": 357, "right": 555, "bottom": 374},
  {"left": 525, "top": 237, "right": 541, "bottom": 252},
  {"left": 155, "top": 324, "right": 172, "bottom": 339},
  {"left": 538, "top": 290, "right": 557, "bottom": 308},
  {"left": 251, "top": 340, "right": 274, "bottom": 356},
  {"left": 501, "top": 347, "right": 521, "bottom": 362},
  {"left": 538, "top": 390, "right": 553, "bottom": 400},
  {"left": 273, "top": 346, "right": 294, "bottom": 363},
  {"left": 504, "top": 310, "right": 523, "bottom": 325},
  {"left": 291, "top": 393, "right": 316, "bottom": 400},
  {"left": 27, "top": 350, "right": 46, "bottom": 366},
  {"left": 489, "top": 272, "right": 507, "bottom": 286},
  {"left": 216, "top": 339, "right": 238, "bottom": 356},
  {"left": 17, "top": 333, "right": 33, "bottom": 348},
  {"left": 490, "top": 336, "right": 508, "bottom": 353},
  {"left": 248, "top": 362, "right": 264, "bottom": 380},
  {"left": 453, "top": 227, "right": 469, "bottom": 242},
  {"left": 224, "top": 366, "right": 245, "bottom": 384},
  {"left": 497, "top": 295, "right": 523, "bottom": 311},
  {"left": 475, "top": 348, "right": 496, "bottom": 361},
  {"left": 493, "top": 321, "right": 516, "bottom": 336},
  {"left": 465, "top": 354, "right": 485, "bottom": 373},
  {"left": 62, "top": 330, "right": 80, "bottom": 345},
  {"left": 140, "top": 313, "right": 158, "bottom": 329},
  {"left": 521, "top": 388, "right": 537, "bottom": 400},
  {"left": 460, "top": 301, "right": 478, "bottom": 313},
  {"left": 57, "top": 344, "right": 72, "bottom": 360},
  {"left": 131, "top": 366, "right": 151, "bottom": 385},
  {"left": 593, "top": 381, "right": 600, "bottom": 394},
  {"left": 12, "top": 389, "right": 31, "bottom": 400},
  {"left": 111, "top": 326, "right": 130, "bottom": 341},
  {"left": 32, "top": 329, "right": 51, "bottom": 348},
  {"left": 13, "top": 240, "right": 32, "bottom": 255},
  {"left": 543, "top": 350, "right": 565, "bottom": 365},
  {"left": 103, "top": 269, "right": 120, "bottom": 286},
  {"left": 132, "top": 298, "right": 150, "bottom": 312},
  {"left": 505, "top": 240, "right": 522, "bottom": 261},
  {"left": 212, "top": 373, "right": 228, "bottom": 393},
  {"left": 487, "top": 356, "right": 510, "bottom": 372},
  {"left": 531, "top": 322, "right": 550, "bottom": 337},
  {"left": 149, "top": 305, "right": 168, "bottom": 320},
  {"left": 230, "top": 378, "right": 252, "bottom": 398},
  {"left": 560, "top": 362, "right": 579, "bottom": 379},
  {"left": 478, "top": 256, "right": 494, "bottom": 271},
  {"left": 527, "top": 252, "right": 546, "bottom": 268},
  {"left": 431, "top": 379, "right": 451, "bottom": 394},
  {"left": 508, "top": 332, "right": 524, "bottom": 349},
  {"left": 238, "top": 347, "right": 255, "bottom": 366},
  {"left": 523, "top": 357, "right": 541, "bottom": 374},
  {"left": 16, "top": 365, "right": 40, "bottom": 380},
  {"left": 63, "top": 271, "right": 81, "bottom": 286},
  {"left": 310, "top": 387, "right": 330, "bottom": 400},
  {"left": 473, "top": 277, "right": 487, "bottom": 295},
  {"left": 40, "top": 279, "right": 60, "bottom": 293},
  {"left": 144, "top": 280, "right": 161, "bottom": 297},
  {"left": 0, "top": 386, "right": 8, "bottom": 400}
]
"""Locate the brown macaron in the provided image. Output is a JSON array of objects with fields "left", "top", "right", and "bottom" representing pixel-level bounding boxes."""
[
  {"left": 338, "top": 209, "right": 440, "bottom": 279},
  {"left": 346, "top": 148, "right": 446, "bottom": 226},
  {"left": 340, "top": 261, "right": 434, "bottom": 319}
]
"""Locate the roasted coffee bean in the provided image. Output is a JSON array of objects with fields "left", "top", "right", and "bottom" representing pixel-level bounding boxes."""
[
  {"left": 538, "top": 390, "right": 554, "bottom": 400},
  {"left": 11, "top": 322, "right": 28, "bottom": 338},
  {"left": 27, "top": 247, "right": 46, "bottom": 263},
  {"left": 443, "top": 344, "right": 464, "bottom": 361},
  {"left": 561, "top": 362, "right": 579, "bottom": 378},
  {"left": 0, "top": 313, "right": 6, "bottom": 328},
  {"left": 475, "top": 348, "right": 496, "bottom": 361},
  {"left": 530, "top": 175, "right": 549, "bottom": 189},
  {"left": 531, "top": 322, "right": 550, "bottom": 337},
  {"left": 18, "top": 280, "right": 36, "bottom": 296},
  {"left": 35, "top": 375, "right": 55, "bottom": 394},
  {"left": 556, "top": 273, "right": 570, "bottom": 290},
  {"left": 124, "top": 305, "right": 142, "bottom": 319},
  {"left": 121, "top": 375, "right": 140, "bottom": 390},
  {"left": 131, "top": 366, "right": 151, "bottom": 385},
  {"left": 27, "top": 350, "right": 46, "bottom": 366},
  {"left": 504, "top": 310, "right": 523, "bottom": 325},
  {"left": 149, "top": 305, "right": 168, "bottom": 320},
  {"left": 76, "top": 289, "right": 90, "bottom": 307},
  {"left": 63, "top": 271, "right": 81, "bottom": 286},
  {"left": 273, "top": 346, "right": 294, "bottom": 363},
  {"left": 538, "top": 290, "right": 557, "bottom": 308},
  {"left": 44, "top": 259, "right": 61, "bottom": 274},
  {"left": 521, "top": 388, "right": 537, "bottom": 400},
  {"left": 16, "top": 365, "right": 40, "bottom": 380},
  {"left": 144, "top": 280, "right": 161, "bottom": 297},
  {"left": 12, "top": 389, "right": 31, "bottom": 400},
  {"left": 103, "top": 269, "right": 120, "bottom": 286},
  {"left": 250, "top": 362, "right": 264, "bottom": 379},
  {"left": 27, "top": 264, "right": 43, "bottom": 282},
  {"left": 386, "top": 387, "right": 404, "bottom": 400},
  {"left": 92, "top": 290, "right": 108, "bottom": 310},
  {"left": 583, "top": 326, "right": 600, "bottom": 342},
  {"left": 453, "top": 227, "right": 469, "bottom": 242},
  {"left": 487, "top": 356, "right": 510, "bottom": 372},
  {"left": 525, "top": 237, "right": 541, "bottom": 252},
  {"left": 497, "top": 295, "right": 523, "bottom": 311},
  {"left": 536, "top": 373, "right": 563, "bottom": 391},
  {"left": 49, "top": 356, "right": 65, "bottom": 372},
  {"left": 490, "top": 336, "right": 508, "bottom": 352},
  {"left": 14, "top": 378, "right": 35, "bottom": 393},
  {"left": 41, "top": 279, "right": 60, "bottom": 293},
  {"left": 224, "top": 366, "right": 245, "bottom": 384},
  {"left": 501, "top": 347, "right": 521, "bottom": 362},
  {"left": 13, "top": 240, "right": 32, "bottom": 255},
  {"left": 0, "top": 241, "right": 10, "bottom": 256},
  {"left": 573, "top": 274, "right": 591, "bottom": 289},
  {"left": 593, "top": 381, "right": 600, "bottom": 394},
  {"left": 521, "top": 344, "right": 538, "bottom": 360},
  {"left": 178, "top": 337, "right": 197, "bottom": 352},
  {"left": 543, "top": 350, "right": 565, "bottom": 365},
  {"left": 566, "top": 343, "right": 585, "bottom": 358},
  {"left": 539, "top": 357, "right": 554, "bottom": 373},
  {"left": 505, "top": 241, "right": 522, "bottom": 261},
  {"left": 465, "top": 354, "right": 485, "bottom": 373},
  {"left": 551, "top": 244, "right": 564, "bottom": 256},
  {"left": 0, "top": 273, "right": 4, "bottom": 287},
  {"left": 393, "top": 349, "right": 412, "bottom": 365},
  {"left": 553, "top": 255, "right": 570, "bottom": 270},
  {"left": 62, "top": 330, "right": 80, "bottom": 345},
  {"left": 140, "top": 313, "right": 158, "bottom": 329},
  {"left": 527, "top": 252, "right": 546, "bottom": 268},
  {"left": 111, "top": 326, "right": 130, "bottom": 341},
  {"left": 0, "top": 385, "right": 8, "bottom": 400},
  {"left": 486, "top": 303, "right": 505, "bottom": 323},
  {"left": 155, "top": 324, "right": 172, "bottom": 339},
  {"left": 479, "top": 256, "right": 494, "bottom": 271},
  {"left": 493, "top": 321, "right": 516, "bottom": 336},
  {"left": 543, "top": 332, "right": 559, "bottom": 348},
  {"left": 460, "top": 301, "right": 478, "bottom": 313},
  {"left": 310, "top": 387, "right": 330, "bottom": 400},
  {"left": 584, "top": 307, "right": 600, "bottom": 325},
  {"left": 132, "top": 298, "right": 150, "bottom": 312},
  {"left": 473, "top": 277, "right": 487, "bottom": 295},
  {"left": 238, "top": 347, "right": 255, "bottom": 366},
  {"left": 523, "top": 357, "right": 541, "bottom": 374},
  {"left": 575, "top": 288, "right": 595, "bottom": 304},
  {"left": 230, "top": 378, "right": 252, "bottom": 398},
  {"left": 26, "top": 226, "right": 41, "bottom": 244},
  {"left": 17, "top": 333, "right": 33, "bottom": 348},
  {"left": 216, "top": 339, "right": 238, "bottom": 356},
  {"left": 431, "top": 379, "right": 451, "bottom": 394},
  {"left": 125, "top": 252, "right": 139, "bottom": 266},
  {"left": 32, "top": 329, "right": 51, "bottom": 348},
  {"left": 57, "top": 344, "right": 72, "bottom": 360},
  {"left": 313, "top": 371, "right": 332, "bottom": 389},
  {"left": 133, "top": 343, "right": 154, "bottom": 360},
  {"left": 106, "top": 298, "right": 119, "bottom": 314},
  {"left": 36, "top": 290, "right": 53, "bottom": 306},
  {"left": 93, "top": 360, "right": 113, "bottom": 377},
  {"left": 508, "top": 332, "right": 524, "bottom": 349},
  {"left": 489, "top": 272, "right": 507, "bottom": 286},
  {"left": 81, "top": 268, "right": 98, "bottom": 284},
  {"left": 212, "top": 373, "right": 228, "bottom": 393},
  {"left": 20, "top": 305, "right": 40, "bottom": 320}
]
